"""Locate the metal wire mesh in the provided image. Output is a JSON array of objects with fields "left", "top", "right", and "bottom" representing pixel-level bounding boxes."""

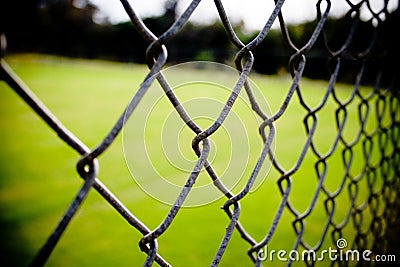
[{"left": 0, "top": 0, "right": 399, "bottom": 266}]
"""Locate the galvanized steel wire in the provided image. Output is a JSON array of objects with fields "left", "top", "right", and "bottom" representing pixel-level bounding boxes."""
[{"left": 0, "top": 0, "right": 399, "bottom": 266}]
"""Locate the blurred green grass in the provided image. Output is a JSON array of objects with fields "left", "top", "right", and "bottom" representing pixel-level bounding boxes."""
[{"left": 0, "top": 54, "right": 381, "bottom": 266}]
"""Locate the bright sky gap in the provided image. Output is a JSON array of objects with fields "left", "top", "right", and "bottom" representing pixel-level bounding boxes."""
[{"left": 89, "top": 0, "right": 398, "bottom": 31}]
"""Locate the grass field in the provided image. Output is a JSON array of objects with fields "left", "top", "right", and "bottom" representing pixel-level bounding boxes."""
[{"left": 0, "top": 54, "right": 386, "bottom": 266}]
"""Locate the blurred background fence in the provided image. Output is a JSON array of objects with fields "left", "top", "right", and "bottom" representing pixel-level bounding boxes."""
[{"left": 1, "top": 0, "right": 400, "bottom": 266}]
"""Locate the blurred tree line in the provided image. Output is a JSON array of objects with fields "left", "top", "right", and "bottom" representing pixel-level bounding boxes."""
[{"left": 1, "top": 0, "right": 398, "bottom": 85}]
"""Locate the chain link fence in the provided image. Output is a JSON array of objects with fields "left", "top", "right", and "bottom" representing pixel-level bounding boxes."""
[{"left": 1, "top": 0, "right": 399, "bottom": 266}]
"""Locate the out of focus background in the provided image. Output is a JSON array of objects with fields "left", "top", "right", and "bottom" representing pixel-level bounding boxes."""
[
  {"left": 0, "top": 1, "right": 399, "bottom": 266},
  {"left": 1, "top": 0, "right": 398, "bottom": 80}
]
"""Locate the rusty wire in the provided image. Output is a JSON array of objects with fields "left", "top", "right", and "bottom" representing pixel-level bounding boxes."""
[{"left": 0, "top": 0, "right": 399, "bottom": 266}]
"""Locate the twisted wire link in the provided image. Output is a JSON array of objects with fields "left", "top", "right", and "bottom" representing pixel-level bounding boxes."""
[{"left": 0, "top": 0, "right": 399, "bottom": 266}]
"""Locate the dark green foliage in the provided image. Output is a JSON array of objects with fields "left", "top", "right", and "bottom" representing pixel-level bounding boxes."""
[{"left": 1, "top": 0, "right": 398, "bottom": 86}]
